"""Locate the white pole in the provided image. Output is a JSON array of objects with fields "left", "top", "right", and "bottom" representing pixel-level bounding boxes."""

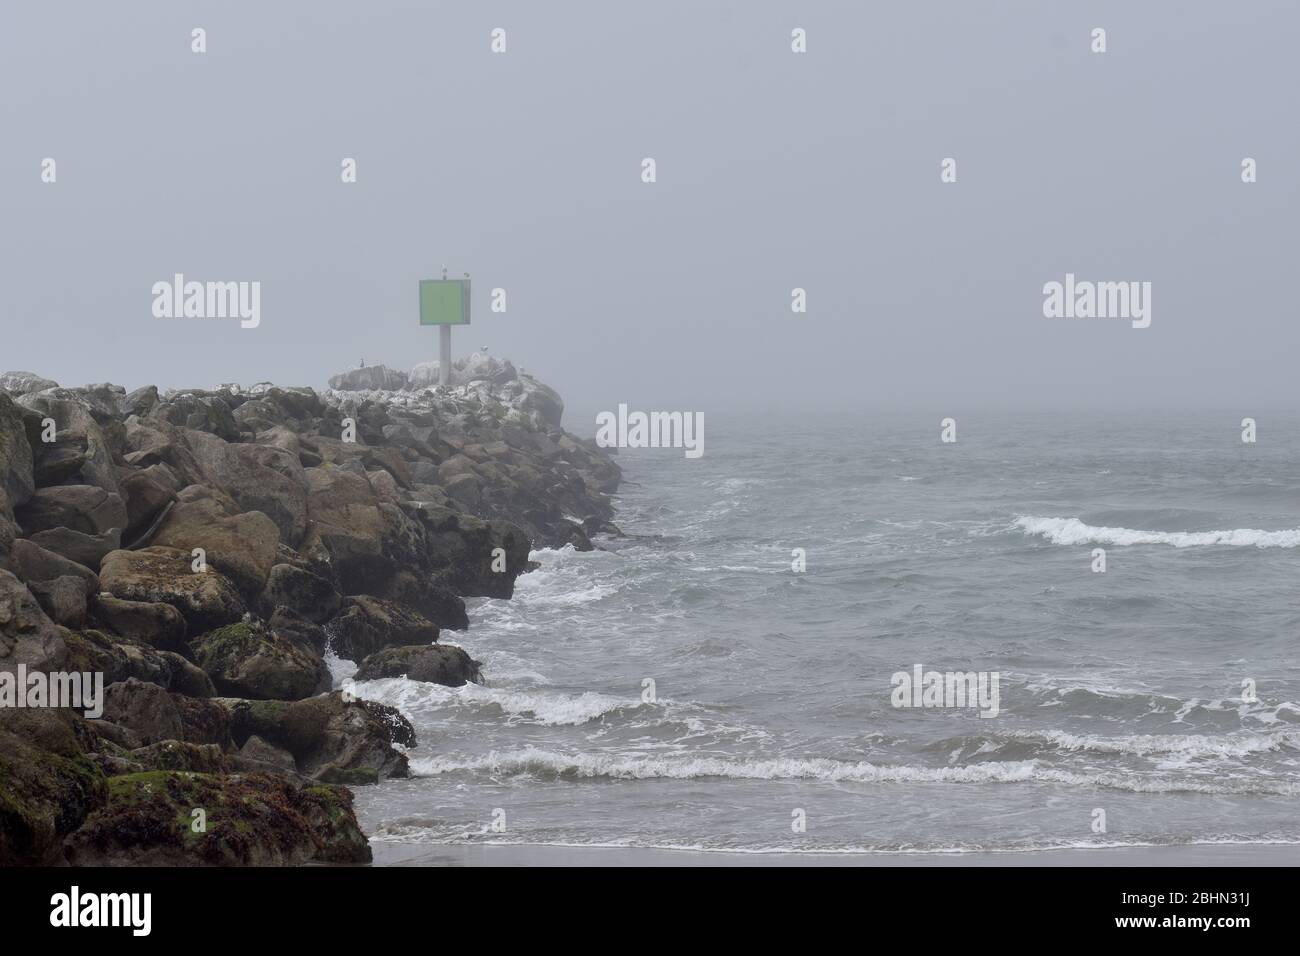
[{"left": 439, "top": 323, "right": 451, "bottom": 387}]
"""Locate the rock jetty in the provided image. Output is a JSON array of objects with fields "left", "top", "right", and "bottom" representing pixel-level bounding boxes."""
[{"left": 0, "top": 354, "right": 620, "bottom": 864}]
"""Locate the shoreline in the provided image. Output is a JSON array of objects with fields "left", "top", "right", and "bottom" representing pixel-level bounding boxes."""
[{"left": 371, "top": 841, "right": 1300, "bottom": 868}]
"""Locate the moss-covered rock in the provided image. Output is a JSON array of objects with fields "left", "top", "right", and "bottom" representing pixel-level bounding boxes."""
[
  {"left": 221, "top": 691, "right": 413, "bottom": 782},
  {"left": 150, "top": 487, "right": 280, "bottom": 601},
  {"left": 60, "top": 628, "right": 216, "bottom": 697},
  {"left": 355, "top": 643, "right": 481, "bottom": 687},
  {"left": 99, "top": 546, "right": 247, "bottom": 635},
  {"left": 381, "top": 572, "right": 469, "bottom": 631},
  {"left": 90, "top": 593, "right": 187, "bottom": 652},
  {"left": 0, "top": 708, "right": 107, "bottom": 864},
  {"left": 101, "top": 677, "right": 232, "bottom": 748},
  {"left": 128, "top": 740, "right": 231, "bottom": 774},
  {"left": 64, "top": 770, "right": 371, "bottom": 865},
  {"left": 260, "top": 563, "right": 340, "bottom": 624},
  {"left": 325, "top": 594, "right": 439, "bottom": 661},
  {"left": 190, "top": 619, "right": 329, "bottom": 701}
]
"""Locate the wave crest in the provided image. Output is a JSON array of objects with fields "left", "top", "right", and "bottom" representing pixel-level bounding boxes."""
[
  {"left": 1014, "top": 516, "right": 1300, "bottom": 548},
  {"left": 406, "top": 747, "right": 1299, "bottom": 795}
]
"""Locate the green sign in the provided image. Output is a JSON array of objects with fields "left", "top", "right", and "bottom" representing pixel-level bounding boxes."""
[{"left": 419, "top": 278, "right": 471, "bottom": 325}]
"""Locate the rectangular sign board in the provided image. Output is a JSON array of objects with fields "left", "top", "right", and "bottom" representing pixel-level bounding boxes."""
[{"left": 419, "top": 278, "right": 471, "bottom": 325}]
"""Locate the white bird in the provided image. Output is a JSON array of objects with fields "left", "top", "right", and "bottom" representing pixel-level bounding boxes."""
[{"left": 441, "top": 265, "right": 448, "bottom": 280}]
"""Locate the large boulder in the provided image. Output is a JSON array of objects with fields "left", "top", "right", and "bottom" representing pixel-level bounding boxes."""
[
  {"left": 298, "top": 466, "right": 389, "bottom": 591},
  {"left": 25, "top": 527, "right": 120, "bottom": 572},
  {"left": 14, "top": 485, "right": 127, "bottom": 537},
  {"left": 407, "top": 361, "right": 444, "bottom": 389},
  {"left": 417, "top": 507, "right": 531, "bottom": 599},
  {"left": 121, "top": 420, "right": 206, "bottom": 487},
  {"left": 146, "top": 391, "right": 242, "bottom": 442},
  {"left": 0, "top": 393, "right": 34, "bottom": 511},
  {"left": 0, "top": 371, "right": 59, "bottom": 396},
  {"left": 267, "top": 606, "right": 328, "bottom": 656},
  {"left": 182, "top": 431, "right": 308, "bottom": 546},
  {"left": 235, "top": 734, "right": 298, "bottom": 773},
  {"left": 0, "top": 569, "right": 68, "bottom": 671},
  {"left": 516, "top": 375, "right": 564, "bottom": 428},
  {"left": 457, "top": 351, "right": 518, "bottom": 386},
  {"left": 189, "top": 620, "right": 329, "bottom": 701},
  {"left": 90, "top": 594, "right": 187, "bottom": 651},
  {"left": 124, "top": 740, "right": 231, "bottom": 775},
  {"left": 150, "top": 486, "right": 279, "bottom": 600},
  {"left": 231, "top": 387, "right": 325, "bottom": 433},
  {"left": 99, "top": 547, "right": 246, "bottom": 635},
  {"left": 0, "top": 708, "right": 106, "bottom": 864},
  {"left": 121, "top": 385, "right": 159, "bottom": 417},
  {"left": 260, "top": 563, "right": 340, "bottom": 624},
  {"left": 116, "top": 462, "right": 182, "bottom": 542},
  {"left": 326, "top": 594, "right": 439, "bottom": 661},
  {"left": 30, "top": 430, "right": 89, "bottom": 487},
  {"left": 355, "top": 643, "right": 481, "bottom": 687},
  {"left": 100, "top": 678, "right": 231, "bottom": 747},
  {"left": 381, "top": 571, "right": 468, "bottom": 630},
  {"left": 16, "top": 390, "right": 123, "bottom": 499},
  {"left": 5, "top": 538, "right": 99, "bottom": 593},
  {"left": 64, "top": 770, "right": 370, "bottom": 865},
  {"left": 328, "top": 365, "right": 408, "bottom": 392},
  {"left": 221, "top": 691, "right": 414, "bottom": 783},
  {"left": 26, "top": 575, "right": 90, "bottom": 627},
  {"left": 442, "top": 472, "right": 480, "bottom": 508},
  {"left": 60, "top": 630, "right": 214, "bottom": 698}
]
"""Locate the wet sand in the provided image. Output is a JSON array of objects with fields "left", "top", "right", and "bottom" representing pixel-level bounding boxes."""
[{"left": 371, "top": 841, "right": 1300, "bottom": 867}]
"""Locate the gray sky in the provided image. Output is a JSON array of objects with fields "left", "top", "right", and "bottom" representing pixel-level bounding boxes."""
[{"left": 2, "top": 1, "right": 1297, "bottom": 416}]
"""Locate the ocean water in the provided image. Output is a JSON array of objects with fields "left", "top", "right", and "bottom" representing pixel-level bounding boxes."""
[{"left": 349, "top": 411, "right": 1300, "bottom": 856}]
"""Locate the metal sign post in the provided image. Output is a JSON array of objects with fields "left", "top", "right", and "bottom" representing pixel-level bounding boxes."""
[{"left": 419, "top": 272, "right": 471, "bottom": 387}]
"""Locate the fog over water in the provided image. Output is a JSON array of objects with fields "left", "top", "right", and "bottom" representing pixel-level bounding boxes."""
[
  {"left": 3, "top": 1, "right": 1299, "bottom": 867},
  {"left": 3, "top": 1, "right": 1298, "bottom": 418}
]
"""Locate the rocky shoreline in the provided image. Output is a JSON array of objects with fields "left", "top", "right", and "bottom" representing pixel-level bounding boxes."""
[{"left": 0, "top": 355, "right": 620, "bottom": 865}]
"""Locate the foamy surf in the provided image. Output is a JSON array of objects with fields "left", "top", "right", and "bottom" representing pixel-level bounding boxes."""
[
  {"left": 1014, "top": 729, "right": 1300, "bottom": 759},
  {"left": 345, "top": 676, "right": 640, "bottom": 726},
  {"left": 1014, "top": 515, "right": 1300, "bottom": 548},
  {"left": 405, "top": 747, "right": 1300, "bottom": 795},
  {"left": 352, "top": 415, "right": 1300, "bottom": 854}
]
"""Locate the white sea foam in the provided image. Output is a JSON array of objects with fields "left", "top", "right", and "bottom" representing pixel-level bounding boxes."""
[
  {"left": 406, "top": 747, "right": 1300, "bottom": 794},
  {"left": 1024, "top": 729, "right": 1300, "bottom": 759},
  {"left": 458, "top": 686, "right": 634, "bottom": 725},
  {"left": 349, "top": 675, "right": 638, "bottom": 726},
  {"left": 1014, "top": 515, "right": 1300, "bottom": 548}
]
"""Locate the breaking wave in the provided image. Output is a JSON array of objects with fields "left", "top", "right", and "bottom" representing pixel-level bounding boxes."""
[
  {"left": 1014, "top": 516, "right": 1300, "bottom": 548},
  {"left": 406, "top": 747, "right": 1300, "bottom": 795}
]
